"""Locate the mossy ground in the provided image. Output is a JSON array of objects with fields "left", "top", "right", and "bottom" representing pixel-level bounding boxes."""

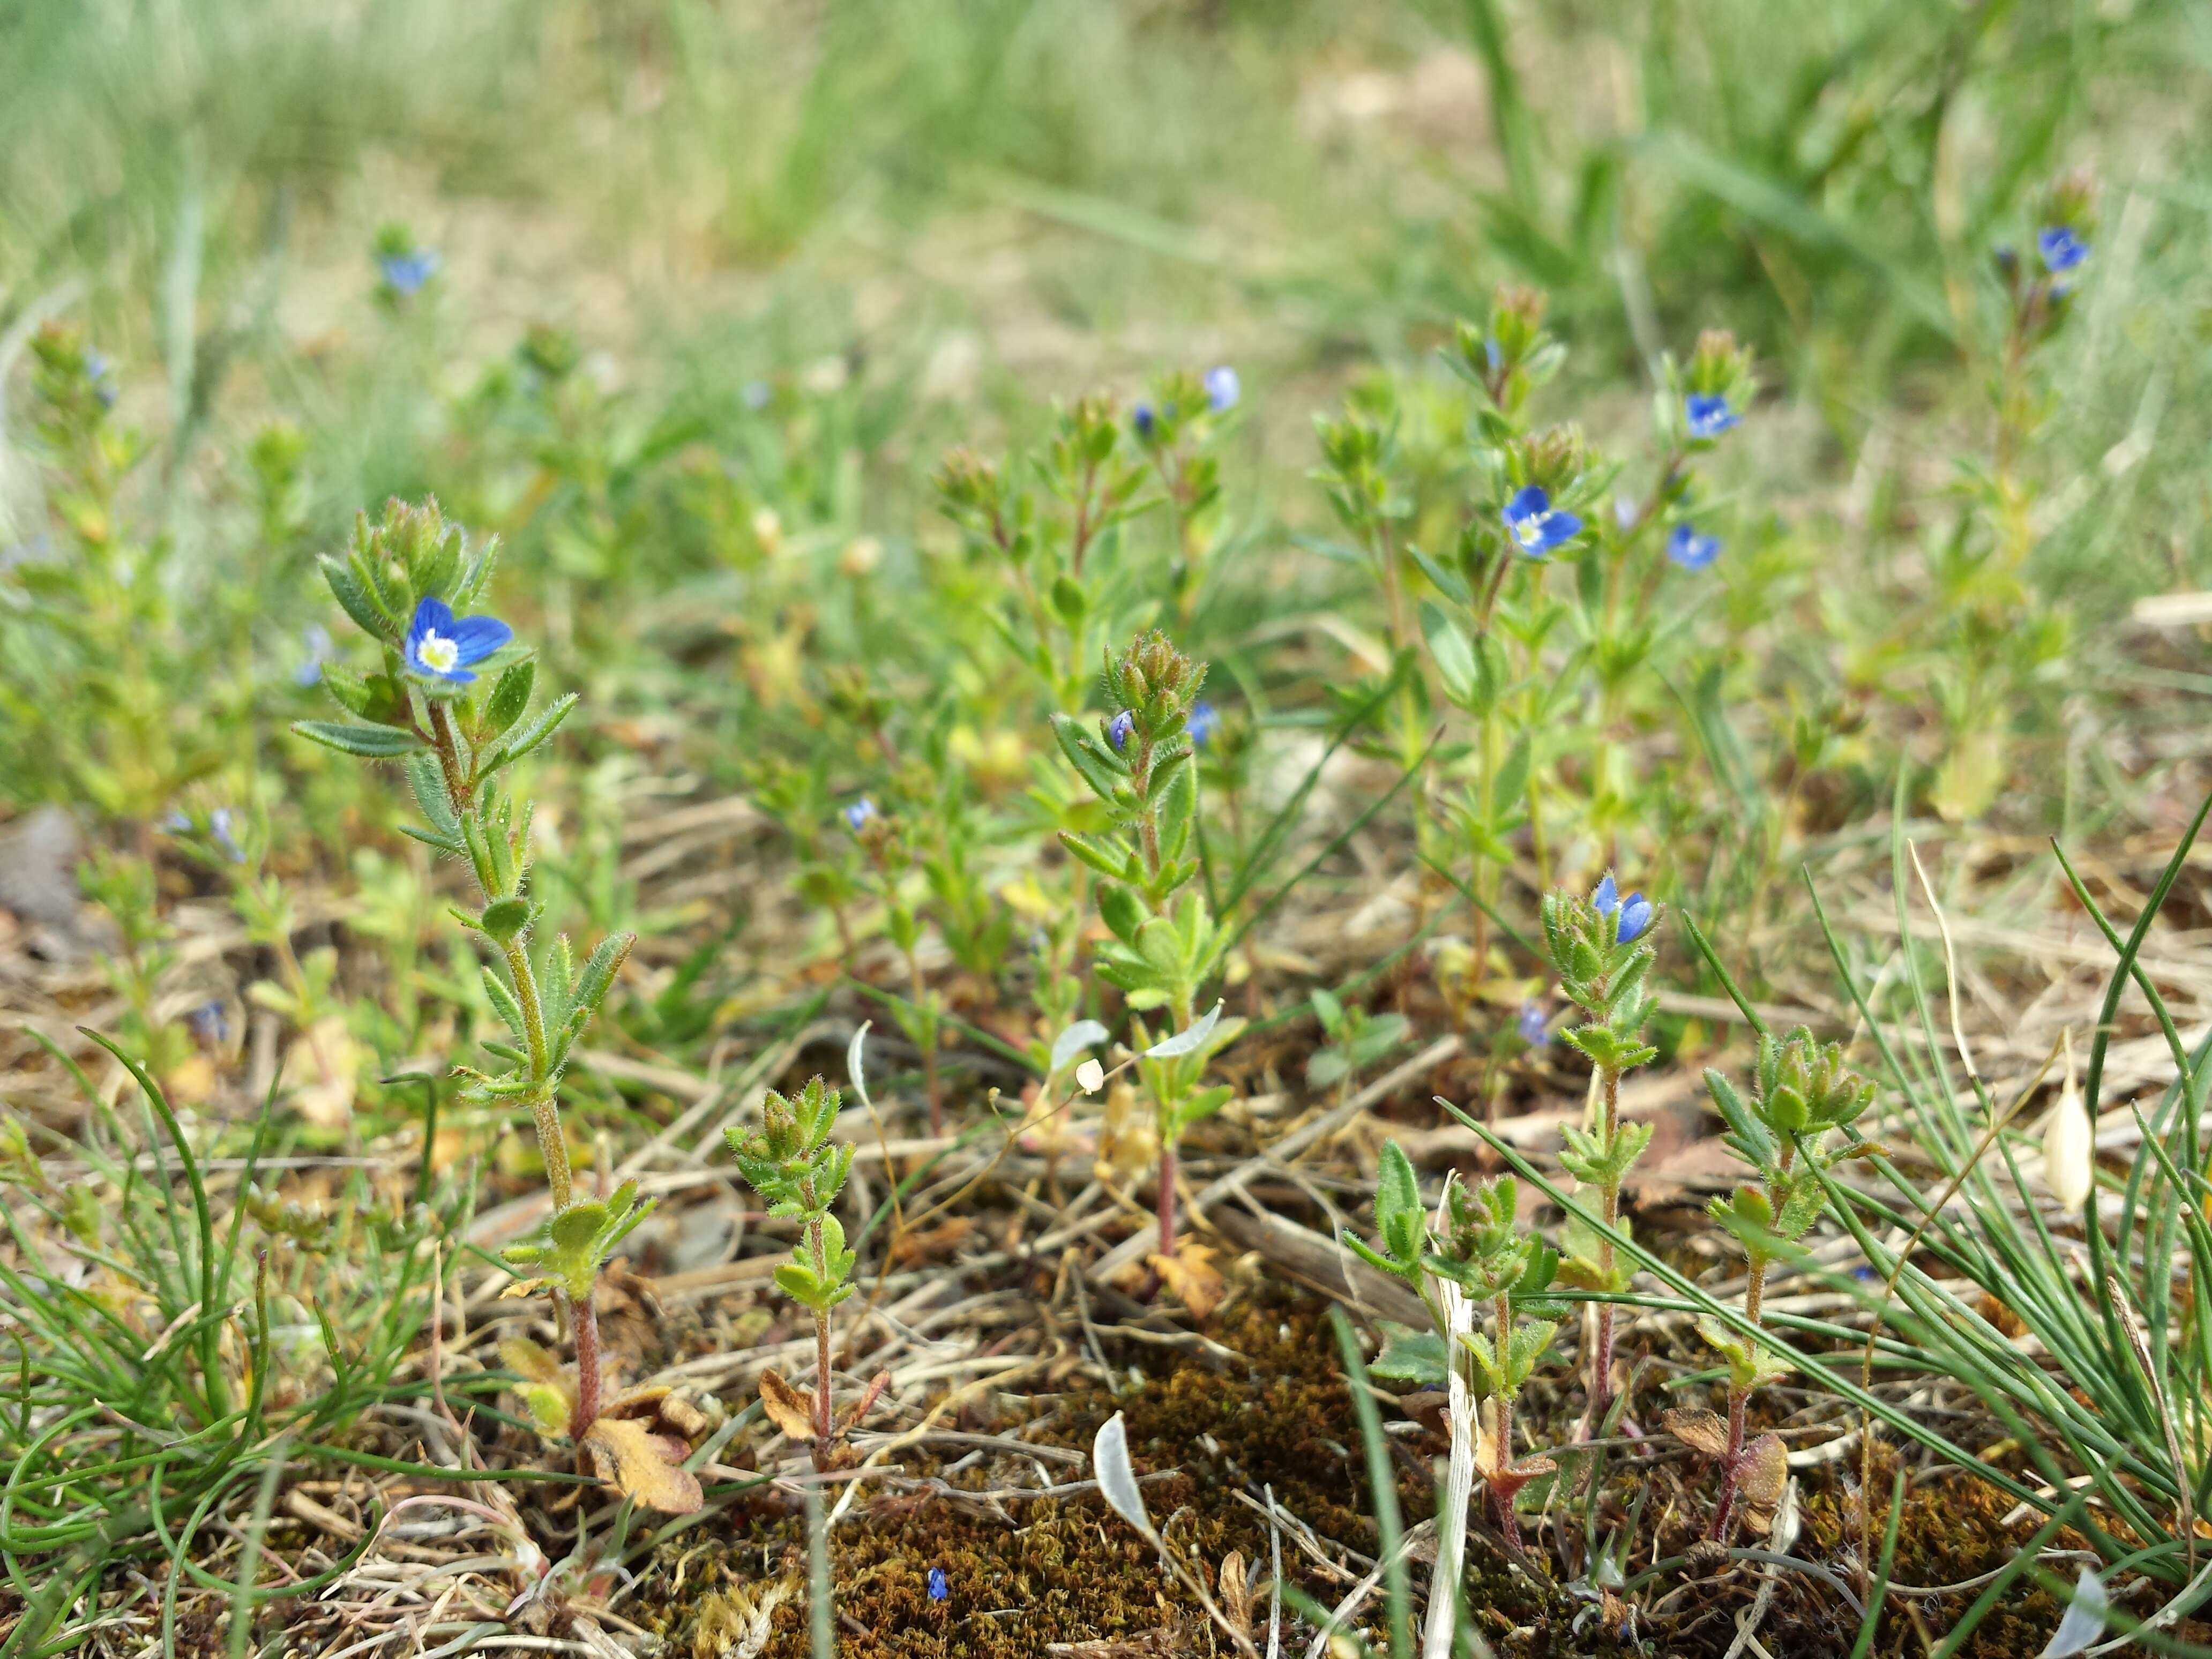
[{"left": 615, "top": 1281, "right": 2144, "bottom": 1659}]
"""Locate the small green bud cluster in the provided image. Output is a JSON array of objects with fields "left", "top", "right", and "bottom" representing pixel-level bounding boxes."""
[
  {"left": 1685, "top": 1029, "right": 1875, "bottom": 1541},
  {"left": 1698, "top": 1029, "right": 1874, "bottom": 1388},
  {"left": 726, "top": 1077, "right": 858, "bottom": 1317},
  {"left": 1452, "top": 284, "right": 1566, "bottom": 425}
]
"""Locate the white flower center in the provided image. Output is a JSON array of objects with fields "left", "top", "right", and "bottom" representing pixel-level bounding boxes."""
[
  {"left": 1513, "top": 515, "right": 1548, "bottom": 548},
  {"left": 418, "top": 630, "right": 459, "bottom": 673}
]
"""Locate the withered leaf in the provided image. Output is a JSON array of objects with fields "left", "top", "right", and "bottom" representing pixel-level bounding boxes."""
[
  {"left": 758, "top": 1369, "right": 818, "bottom": 1443},
  {"left": 1734, "top": 1431, "right": 1788, "bottom": 1522},
  {"left": 1148, "top": 1241, "right": 1225, "bottom": 1319},
  {"left": 1663, "top": 1407, "right": 1731, "bottom": 1460},
  {"left": 585, "top": 1415, "right": 704, "bottom": 1513},
  {"left": 833, "top": 1370, "right": 892, "bottom": 1433}
]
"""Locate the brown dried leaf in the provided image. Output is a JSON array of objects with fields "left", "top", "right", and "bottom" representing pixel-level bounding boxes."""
[
  {"left": 888, "top": 1215, "right": 981, "bottom": 1267},
  {"left": 1218, "top": 1550, "right": 1251, "bottom": 1636},
  {"left": 833, "top": 1370, "right": 892, "bottom": 1433},
  {"left": 657, "top": 1392, "right": 710, "bottom": 1439},
  {"left": 1148, "top": 1242, "right": 1225, "bottom": 1319},
  {"left": 758, "top": 1369, "right": 818, "bottom": 1443},
  {"left": 584, "top": 1415, "right": 704, "bottom": 1513},
  {"left": 1663, "top": 1407, "right": 1731, "bottom": 1460}
]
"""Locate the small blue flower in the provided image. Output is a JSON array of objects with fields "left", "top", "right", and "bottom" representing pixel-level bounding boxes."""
[
  {"left": 403, "top": 596, "right": 512, "bottom": 685},
  {"left": 1187, "top": 700, "right": 1219, "bottom": 748},
  {"left": 1500, "top": 485, "right": 1582, "bottom": 559},
  {"left": 1516, "top": 1003, "right": 1550, "bottom": 1048},
  {"left": 2037, "top": 226, "right": 2090, "bottom": 276},
  {"left": 1484, "top": 338, "right": 1504, "bottom": 375},
  {"left": 1204, "top": 365, "right": 1240, "bottom": 414},
  {"left": 1667, "top": 524, "right": 1722, "bottom": 572},
  {"left": 186, "top": 1001, "right": 231, "bottom": 1048},
  {"left": 1133, "top": 403, "right": 1156, "bottom": 439},
  {"left": 1591, "top": 872, "right": 1651, "bottom": 943},
  {"left": 1108, "top": 711, "right": 1135, "bottom": 751},
  {"left": 210, "top": 808, "right": 245, "bottom": 864},
  {"left": 927, "top": 1566, "right": 949, "bottom": 1603},
  {"left": 379, "top": 249, "right": 441, "bottom": 297},
  {"left": 843, "top": 797, "right": 877, "bottom": 833},
  {"left": 162, "top": 811, "right": 192, "bottom": 834},
  {"left": 83, "top": 349, "right": 117, "bottom": 409},
  {"left": 296, "top": 624, "right": 334, "bottom": 688},
  {"left": 743, "top": 379, "right": 772, "bottom": 409},
  {"left": 1685, "top": 393, "right": 1739, "bottom": 440}
]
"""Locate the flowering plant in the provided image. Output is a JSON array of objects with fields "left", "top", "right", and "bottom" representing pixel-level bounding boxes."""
[{"left": 294, "top": 498, "right": 698, "bottom": 1510}]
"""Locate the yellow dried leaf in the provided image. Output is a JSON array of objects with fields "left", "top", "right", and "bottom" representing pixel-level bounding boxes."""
[
  {"left": 499, "top": 1337, "right": 569, "bottom": 1388},
  {"left": 585, "top": 1415, "right": 704, "bottom": 1513},
  {"left": 1663, "top": 1407, "right": 1731, "bottom": 1460},
  {"left": 1148, "top": 1242, "right": 1225, "bottom": 1319},
  {"left": 758, "top": 1369, "right": 818, "bottom": 1443}
]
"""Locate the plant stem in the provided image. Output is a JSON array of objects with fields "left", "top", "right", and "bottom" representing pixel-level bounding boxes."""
[
  {"left": 1156, "top": 1138, "right": 1178, "bottom": 1257},
  {"left": 567, "top": 1290, "right": 601, "bottom": 1438},
  {"left": 1588, "top": 1063, "right": 1622, "bottom": 1429},
  {"left": 810, "top": 1213, "right": 835, "bottom": 1466},
  {"left": 1707, "top": 1256, "right": 1766, "bottom": 1541},
  {"left": 1490, "top": 1291, "right": 1525, "bottom": 1554}
]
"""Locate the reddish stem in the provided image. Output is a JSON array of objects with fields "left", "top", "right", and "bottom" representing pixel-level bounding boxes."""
[
  {"left": 567, "top": 1290, "right": 602, "bottom": 1439},
  {"left": 1156, "top": 1140, "right": 1178, "bottom": 1258},
  {"left": 814, "top": 1311, "right": 835, "bottom": 1464},
  {"left": 1708, "top": 1386, "right": 1750, "bottom": 1541}
]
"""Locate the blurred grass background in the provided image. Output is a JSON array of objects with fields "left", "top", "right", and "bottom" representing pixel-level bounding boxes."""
[{"left": 3, "top": 0, "right": 2210, "bottom": 623}]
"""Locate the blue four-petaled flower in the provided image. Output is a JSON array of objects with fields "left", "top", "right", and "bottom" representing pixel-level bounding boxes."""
[
  {"left": 1592, "top": 873, "right": 1654, "bottom": 944},
  {"left": 2037, "top": 226, "right": 2090, "bottom": 276},
  {"left": 1685, "top": 393, "right": 1739, "bottom": 440},
  {"left": 843, "top": 797, "right": 877, "bottom": 833},
  {"left": 1108, "top": 710, "right": 1135, "bottom": 751},
  {"left": 1133, "top": 403, "right": 1156, "bottom": 439},
  {"left": 927, "top": 1566, "right": 949, "bottom": 1603},
  {"left": 1516, "top": 1002, "right": 1550, "bottom": 1048},
  {"left": 1187, "top": 700, "right": 1219, "bottom": 748},
  {"left": 1667, "top": 524, "right": 1722, "bottom": 572},
  {"left": 1204, "top": 365, "right": 1239, "bottom": 414},
  {"left": 1501, "top": 485, "right": 1582, "bottom": 559},
  {"left": 379, "top": 249, "right": 442, "bottom": 297},
  {"left": 403, "top": 596, "right": 512, "bottom": 685}
]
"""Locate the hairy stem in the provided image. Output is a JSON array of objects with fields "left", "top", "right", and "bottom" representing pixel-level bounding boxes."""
[
  {"left": 567, "top": 1290, "right": 602, "bottom": 1438},
  {"left": 1588, "top": 1063, "right": 1622, "bottom": 1428},
  {"left": 1708, "top": 1256, "right": 1767, "bottom": 1541},
  {"left": 1156, "top": 1138, "right": 1178, "bottom": 1258},
  {"left": 810, "top": 1214, "right": 835, "bottom": 1466}
]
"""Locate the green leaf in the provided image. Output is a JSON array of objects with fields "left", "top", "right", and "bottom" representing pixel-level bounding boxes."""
[
  {"left": 1369, "top": 1327, "right": 1448, "bottom": 1386},
  {"left": 1051, "top": 712, "right": 1126, "bottom": 802},
  {"left": 293, "top": 720, "right": 423, "bottom": 759},
  {"left": 1059, "top": 829, "right": 1133, "bottom": 881},
  {"left": 483, "top": 658, "right": 536, "bottom": 739},
  {"left": 318, "top": 553, "right": 391, "bottom": 639},
  {"left": 480, "top": 899, "right": 532, "bottom": 944},
  {"left": 1422, "top": 601, "right": 1479, "bottom": 706},
  {"left": 1097, "top": 881, "right": 1146, "bottom": 945},
  {"left": 488, "top": 692, "right": 578, "bottom": 771},
  {"left": 1375, "top": 1139, "right": 1423, "bottom": 1262}
]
